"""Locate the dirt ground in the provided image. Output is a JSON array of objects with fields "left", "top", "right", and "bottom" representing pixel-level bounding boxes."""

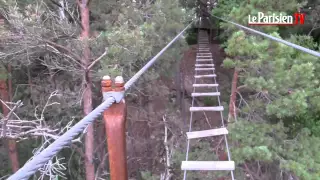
[{"left": 125, "top": 38, "right": 233, "bottom": 179}]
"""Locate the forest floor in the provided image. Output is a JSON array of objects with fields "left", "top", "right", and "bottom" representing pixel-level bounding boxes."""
[{"left": 125, "top": 39, "right": 233, "bottom": 179}]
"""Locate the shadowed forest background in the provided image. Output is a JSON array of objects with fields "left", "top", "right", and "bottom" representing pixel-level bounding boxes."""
[{"left": 0, "top": 0, "right": 320, "bottom": 179}]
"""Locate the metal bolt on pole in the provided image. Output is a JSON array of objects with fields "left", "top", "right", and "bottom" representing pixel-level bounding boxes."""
[{"left": 101, "top": 75, "right": 128, "bottom": 180}]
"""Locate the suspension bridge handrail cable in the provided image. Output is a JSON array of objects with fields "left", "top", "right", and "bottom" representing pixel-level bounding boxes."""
[
  {"left": 8, "top": 20, "right": 195, "bottom": 180},
  {"left": 210, "top": 14, "right": 320, "bottom": 58}
]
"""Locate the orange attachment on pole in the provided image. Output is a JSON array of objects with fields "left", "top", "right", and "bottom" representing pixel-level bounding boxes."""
[
  {"left": 102, "top": 76, "right": 128, "bottom": 180},
  {"left": 101, "top": 76, "right": 113, "bottom": 92}
]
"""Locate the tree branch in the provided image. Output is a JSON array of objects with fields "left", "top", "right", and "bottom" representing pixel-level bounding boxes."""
[
  {"left": 41, "top": 39, "right": 85, "bottom": 68},
  {"left": 87, "top": 48, "right": 108, "bottom": 71},
  {"left": 161, "top": 114, "right": 173, "bottom": 180},
  {"left": 1, "top": 100, "right": 22, "bottom": 137}
]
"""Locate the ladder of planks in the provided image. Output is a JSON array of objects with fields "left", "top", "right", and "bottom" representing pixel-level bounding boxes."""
[{"left": 181, "top": 30, "right": 235, "bottom": 178}]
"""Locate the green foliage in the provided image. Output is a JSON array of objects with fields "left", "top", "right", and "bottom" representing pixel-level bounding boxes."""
[
  {"left": 0, "top": 65, "right": 8, "bottom": 80},
  {"left": 216, "top": 0, "right": 320, "bottom": 179},
  {"left": 203, "top": 97, "right": 216, "bottom": 106},
  {"left": 283, "top": 111, "right": 320, "bottom": 137},
  {"left": 185, "top": 28, "right": 198, "bottom": 45},
  {"left": 93, "top": 0, "right": 192, "bottom": 81},
  {"left": 172, "top": 141, "right": 228, "bottom": 179},
  {"left": 141, "top": 171, "right": 159, "bottom": 180},
  {"left": 222, "top": 58, "right": 236, "bottom": 68},
  {"left": 289, "top": 35, "right": 319, "bottom": 50},
  {"left": 223, "top": 30, "right": 320, "bottom": 119},
  {"left": 229, "top": 121, "right": 320, "bottom": 179},
  {"left": 212, "top": 0, "right": 300, "bottom": 41}
]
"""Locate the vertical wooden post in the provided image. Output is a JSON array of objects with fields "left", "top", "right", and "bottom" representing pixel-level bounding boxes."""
[{"left": 102, "top": 76, "right": 128, "bottom": 180}]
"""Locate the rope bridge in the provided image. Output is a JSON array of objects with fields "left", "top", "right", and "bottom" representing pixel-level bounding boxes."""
[
  {"left": 8, "top": 13, "right": 320, "bottom": 180},
  {"left": 182, "top": 27, "right": 234, "bottom": 180}
]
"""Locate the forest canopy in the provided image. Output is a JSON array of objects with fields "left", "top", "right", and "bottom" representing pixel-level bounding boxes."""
[{"left": 0, "top": 0, "right": 320, "bottom": 179}]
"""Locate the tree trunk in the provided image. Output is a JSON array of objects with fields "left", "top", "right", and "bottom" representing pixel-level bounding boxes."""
[
  {"left": 79, "top": 1, "right": 95, "bottom": 179},
  {"left": 0, "top": 65, "right": 20, "bottom": 172},
  {"left": 175, "top": 61, "right": 181, "bottom": 108},
  {"left": 58, "top": 0, "right": 66, "bottom": 21},
  {"left": 228, "top": 69, "right": 238, "bottom": 121}
]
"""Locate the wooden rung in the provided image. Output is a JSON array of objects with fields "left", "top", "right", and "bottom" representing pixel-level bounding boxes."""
[
  {"left": 181, "top": 161, "right": 235, "bottom": 171},
  {"left": 193, "top": 83, "right": 218, "bottom": 87},
  {"left": 192, "top": 92, "right": 220, "bottom": 97},
  {"left": 187, "top": 128, "right": 228, "bottom": 139},
  {"left": 190, "top": 106, "right": 224, "bottom": 112},
  {"left": 195, "top": 68, "right": 215, "bottom": 70},
  {"left": 196, "top": 59, "right": 212, "bottom": 62},
  {"left": 195, "top": 64, "right": 214, "bottom": 67},
  {"left": 195, "top": 74, "right": 216, "bottom": 78}
]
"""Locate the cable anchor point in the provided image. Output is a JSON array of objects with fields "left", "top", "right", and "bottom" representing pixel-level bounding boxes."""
[{"left": 101, "top": 75, "right": 125, "bottom": 103}]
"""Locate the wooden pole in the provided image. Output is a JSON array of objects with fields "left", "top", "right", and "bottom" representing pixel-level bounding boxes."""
[{"left": 102, "top": 76, "right": 128, "bottom": 180}]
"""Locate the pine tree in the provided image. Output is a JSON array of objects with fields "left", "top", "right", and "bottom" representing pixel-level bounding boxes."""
[{"left": 213, "top": 0, "right": 320, "bottom": 178}]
